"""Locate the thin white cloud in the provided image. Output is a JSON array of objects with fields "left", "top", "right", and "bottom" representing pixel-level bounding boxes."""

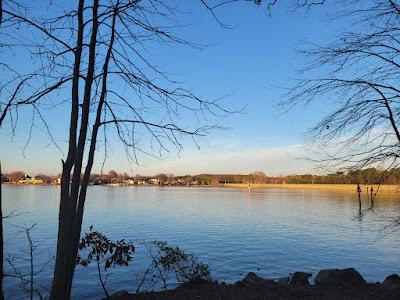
[
  {"left": 124, "top": 144, "right": 316, "bottom": 176},
  {"left": 1, "top": 137, "right": 317, "bottom": 176}
]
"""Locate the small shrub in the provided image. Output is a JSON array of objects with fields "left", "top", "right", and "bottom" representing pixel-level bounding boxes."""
[
  {"left": 76, "top": 226, "right": 135, "bottom": 298},
  {"left": 137, "top": 240, "right": 210, "bottom": 292}
]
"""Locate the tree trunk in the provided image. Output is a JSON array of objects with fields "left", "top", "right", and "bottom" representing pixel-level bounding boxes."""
[
  {"left": 50, "top": 1, "right": 100, "bottom": 298},
  {"left": 0, "top": 0, "right": 3, "bottom": 26},
  {"left": 50, "top": 169, "right": 74, "bottom": 299},
  {"left": 0, "top": 162, "right": 4, "bottom": 300}
]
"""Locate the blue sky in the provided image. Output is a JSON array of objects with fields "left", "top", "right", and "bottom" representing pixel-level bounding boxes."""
[{"left": 0, "top": 1, "right": 341, "bottom": 176}]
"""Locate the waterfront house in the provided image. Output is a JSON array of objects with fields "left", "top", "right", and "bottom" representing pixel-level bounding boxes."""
[
  {"left": 124, "top": 179, "right": 135, "bottom": 185},
  {"left": 18, "top": 175, "right": 44, "bottom": 185}
]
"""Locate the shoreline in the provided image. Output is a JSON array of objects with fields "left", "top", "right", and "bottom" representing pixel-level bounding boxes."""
[
  {"left": 4, "top": 182, "right": 400, "bottom": 194},
  {"left": 110, "top": 268, "right": 400, "bottom": 300},
  {"left": 224, "top": 183, "right": 400, "bottom": 194}
]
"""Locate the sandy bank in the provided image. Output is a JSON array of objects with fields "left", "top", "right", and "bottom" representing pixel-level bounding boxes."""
[{"left": 224, "top": 183, "right": 400, "bottom": 194}]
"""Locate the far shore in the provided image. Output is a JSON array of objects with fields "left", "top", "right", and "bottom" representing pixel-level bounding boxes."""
[
  {"left": 224, "top": 183, "right": 400, "bottom": 194},
  {"left": 4, "top": 182, "right": 400, "bottom": 194}
]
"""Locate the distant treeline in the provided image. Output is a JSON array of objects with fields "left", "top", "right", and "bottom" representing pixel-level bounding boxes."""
[
  {"left": 2, "top": 168, "right": 400, "bottom": 185},
  {"left": 283, "top": 168, "right": 400, "bottom": 185},
  {"left": 190, "top": 169, "right": 400, "bottom": 185}
]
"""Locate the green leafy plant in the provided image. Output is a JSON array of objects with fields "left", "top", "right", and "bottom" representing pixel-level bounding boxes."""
[{"left": 76, "top": 226, "right": 135, "bottom": 298}]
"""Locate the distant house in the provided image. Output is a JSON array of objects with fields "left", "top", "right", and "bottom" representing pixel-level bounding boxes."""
[
  {"left": 124, "top": 179, "right": 135, "bottom": 185},
  {"left": 53, "top": 177, "right": 62, "bottom": 185},
  {"left": 148, "top": 178, "right": 160, "bottom": 185},
  {"left": 18, "top": 175, "right": 44, "bottom": 185}
]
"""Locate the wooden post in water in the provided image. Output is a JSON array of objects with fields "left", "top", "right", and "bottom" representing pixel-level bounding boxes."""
[
  {"left": 357, "top": 183, "right": 362, "bottom": 211},
  {"left": 370, "top": 186, "right": 374, "bottom": 207}
]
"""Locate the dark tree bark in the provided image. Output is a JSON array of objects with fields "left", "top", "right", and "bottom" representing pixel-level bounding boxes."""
[
  {"left": 50, "top": 1, "right": 99, "bottom": 297},
  {"left": 0, "top": 162, "right": 4, "bottom": 300},
  {"left": 50, "top": 1, "right": 121, "bottom": 297},
  {"left": 0, "top": 0, "right": 3, "bottom": 26}
]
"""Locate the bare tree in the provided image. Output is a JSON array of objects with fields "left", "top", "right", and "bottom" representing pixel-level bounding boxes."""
[
  {"left": 282, "top": 0, "right": 400, "bottom": 173},
  {"left": 5, "top": 224, "right": 50, "bottom": 300},
  {"left": 0, "top": 1, "right": 244, "bottom": 298},
  {"left": 0, "top": 163, "right": 3, "bottom": 300},
  {"left": 0, "top": 0, "right": 338, "bottom": 298},
  {"left": 136, "top": 240, "right": 210, "bottom": 293}
]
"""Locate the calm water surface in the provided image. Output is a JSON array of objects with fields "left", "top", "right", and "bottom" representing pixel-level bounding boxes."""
[{"left": 2, "top": 185, "right": 400, "bottom": 299}]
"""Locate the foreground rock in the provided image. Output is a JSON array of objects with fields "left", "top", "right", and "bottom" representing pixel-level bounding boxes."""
[
  {"left": 383, "top": 274, "right": 400, "bottom": 287},
  {"left": 242, "top": 272, "right": 265, "bottom": 286},
  {"left": 109, "top": 270, "right": 400, "bottom": 300},
  {"left": 315, "top": 268, "right": 366, "bottom": 287},
  {"left": 240, "top": 272, "right": 277, "bottom": 288},
  {"left": 289, "top": 272, "right": 312, "bottom": 286},
  {"left": 277, "top": 277, "right": 290, "bottom": 287}
]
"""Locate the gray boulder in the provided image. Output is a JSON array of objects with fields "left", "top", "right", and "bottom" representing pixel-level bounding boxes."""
[
  {"left": 242, "top": 272, "right": 277, "bottom": 288},
  {"left": 289, "top": 272, "right": 312, "bottom": 285},
  {"left": 243, "top": 272, "right": 265, "bottom": 286},
  {"left": 108, "top": 290, "right": 129, "bottom": 300},
  {"left": 315, "top": 268, "right": 366, "bottom": 287},
  {"left": 277, "top": 277, "right": 290, "bottom": 287},
  {"left": 383, "top": 274, "right": 400, "bottom": 287}
]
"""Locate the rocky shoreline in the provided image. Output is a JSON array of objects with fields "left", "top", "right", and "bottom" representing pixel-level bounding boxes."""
[{"left": 109, "top": 268, "right": 400, "bottom": 300}]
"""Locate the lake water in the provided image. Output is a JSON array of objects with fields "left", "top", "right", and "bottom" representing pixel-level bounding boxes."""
[{"left": 2, "top": 185, "right": 400, "bottom": 299}]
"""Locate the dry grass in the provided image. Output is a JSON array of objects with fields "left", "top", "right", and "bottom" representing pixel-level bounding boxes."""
[{"left": 224, "top": 183, "right": 400, "bottom": 194}]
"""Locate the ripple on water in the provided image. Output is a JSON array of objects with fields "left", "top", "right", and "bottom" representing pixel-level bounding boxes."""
[{"left": 2, "top": 186, "right": 400, "bottom": 299}]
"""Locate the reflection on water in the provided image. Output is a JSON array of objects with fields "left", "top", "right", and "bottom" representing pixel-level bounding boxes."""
[{"left": 2, "top": 185, "right": 400, "bottom": 299}]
